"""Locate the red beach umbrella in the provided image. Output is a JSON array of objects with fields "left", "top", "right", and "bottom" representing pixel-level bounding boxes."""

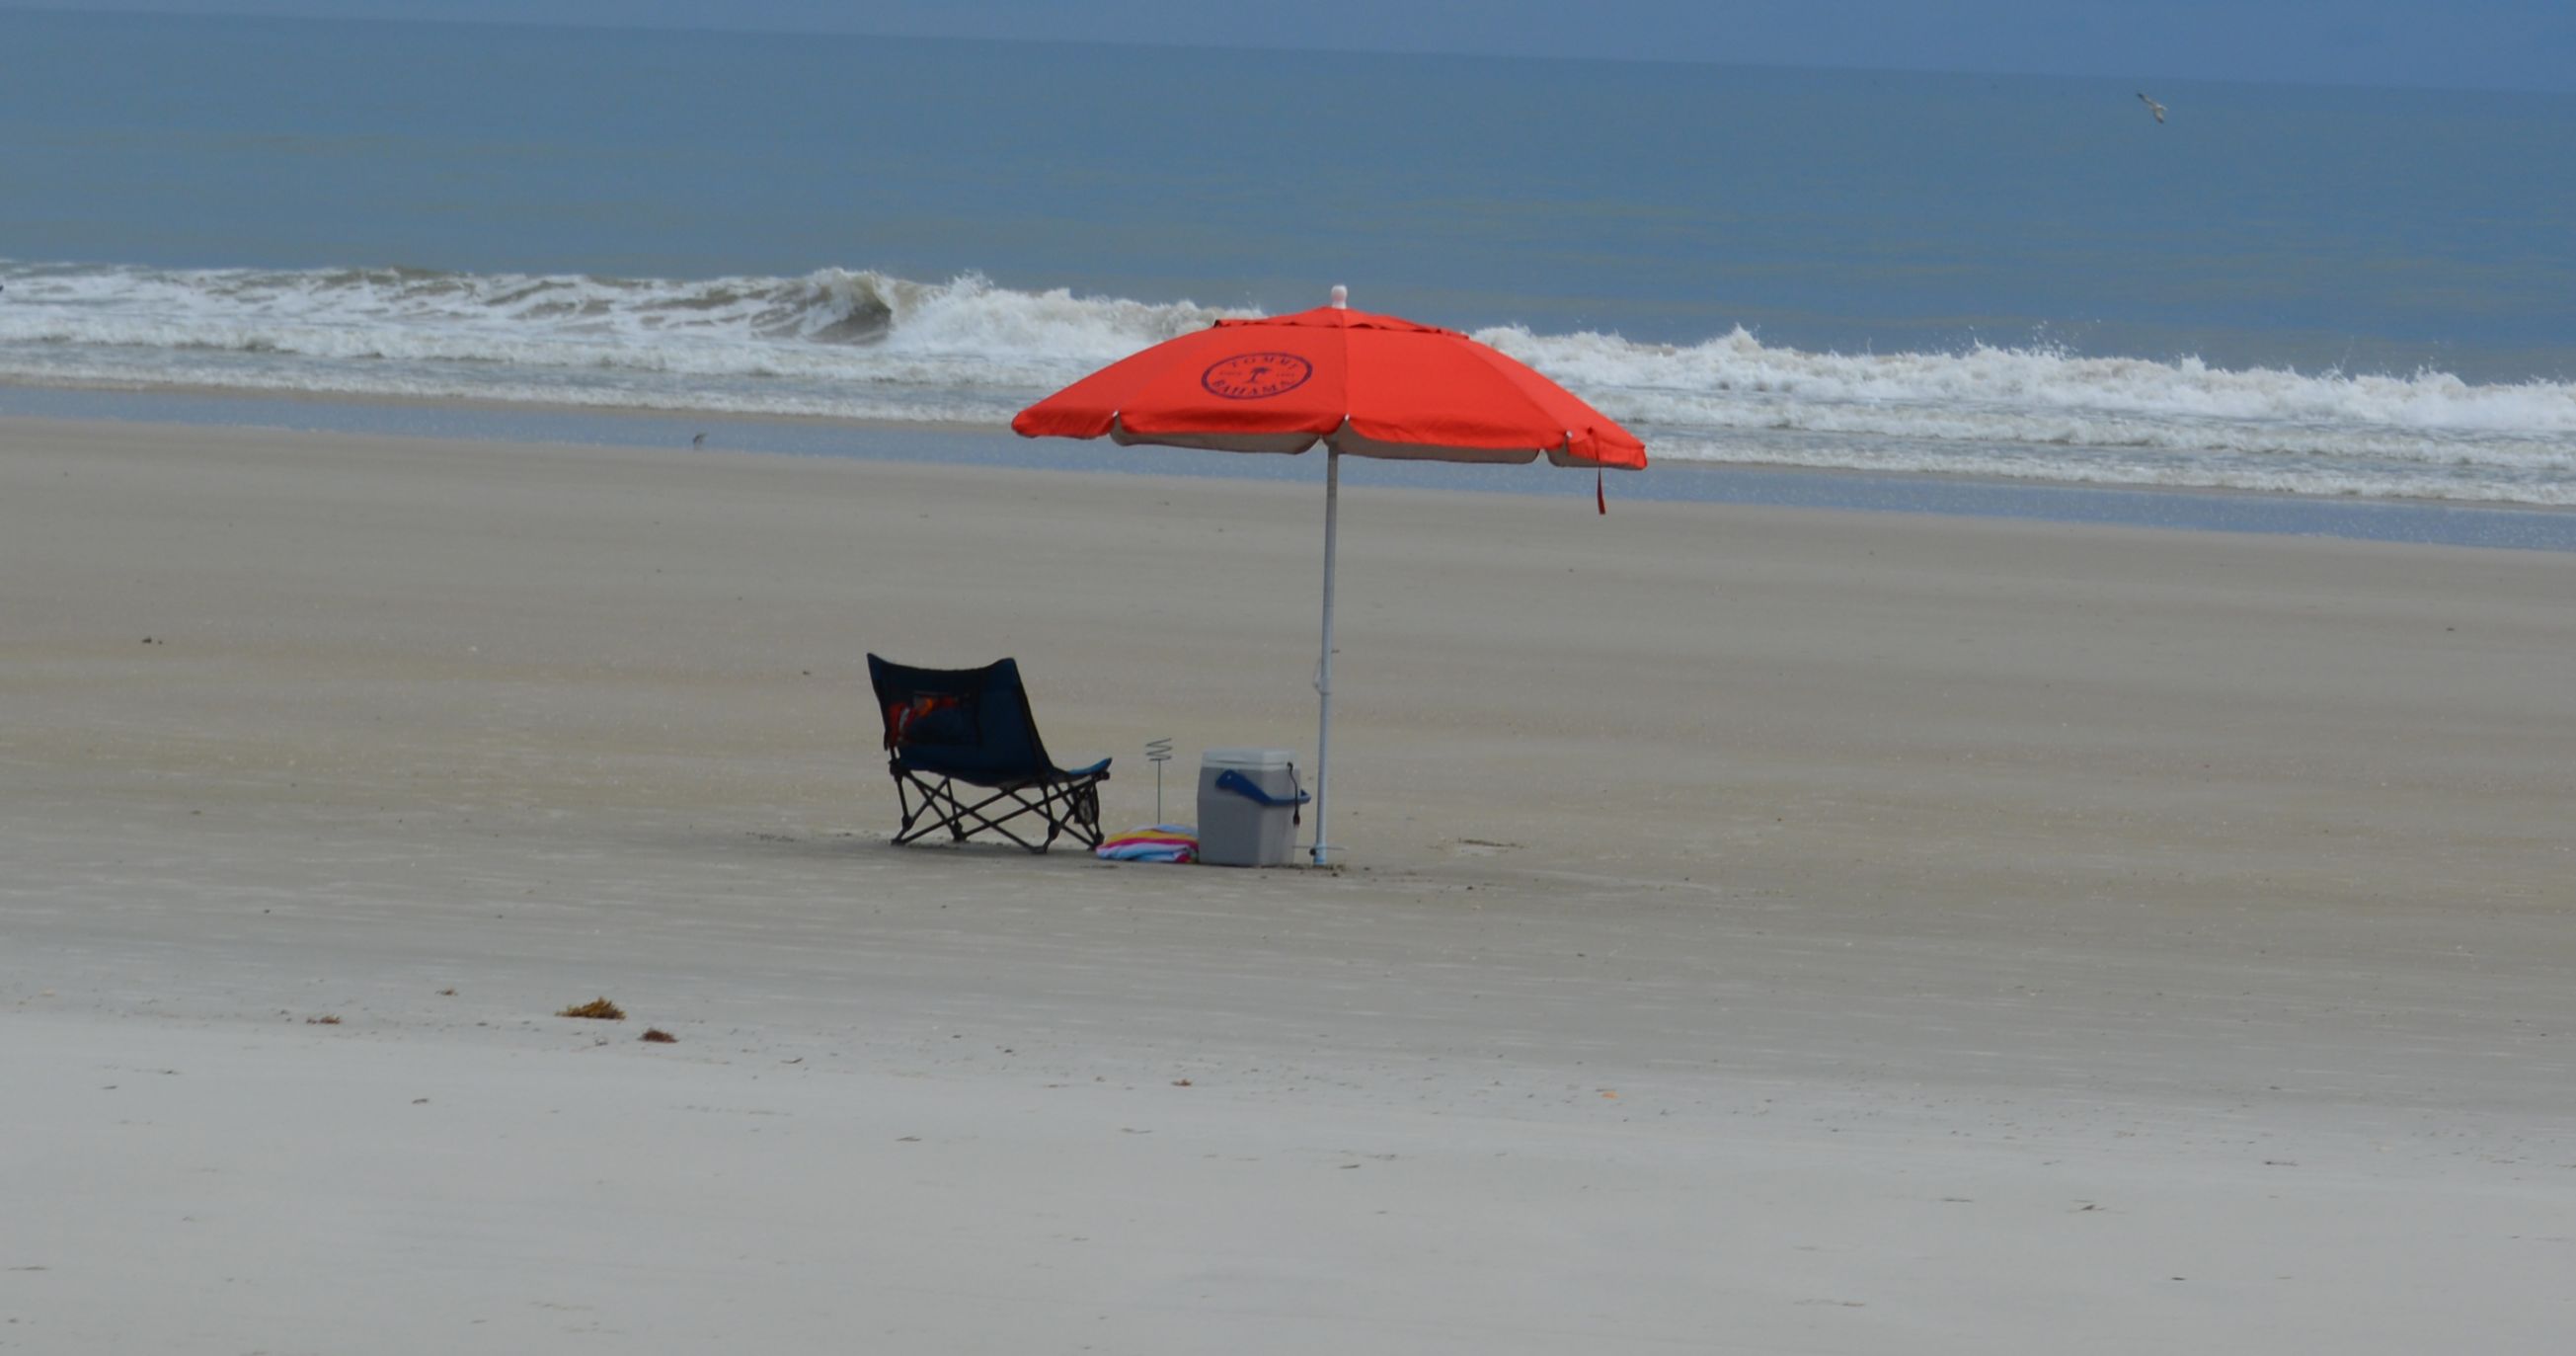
[{"left": 1012, "top": 286, "right": 1645, "bottom": 865}]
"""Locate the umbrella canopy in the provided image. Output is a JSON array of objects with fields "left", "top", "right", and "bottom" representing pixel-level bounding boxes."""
[
  {"left": 1013, "top": 290, "right": 1646, "bottom": 469},
  {"left": 1013, "top": 286, "right": 1644, "bottom": 864}
]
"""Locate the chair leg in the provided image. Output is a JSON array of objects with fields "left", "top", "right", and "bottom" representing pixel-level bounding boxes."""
[
  {"left": 890, "top": 768, "right": 945, "bottom": 846},
  {"left": 1055, "top": 776, "right": 1105, "bottom": 849}
]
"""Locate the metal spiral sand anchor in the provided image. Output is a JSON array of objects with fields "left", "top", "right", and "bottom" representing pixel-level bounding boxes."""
[{"left": 1145, "top": 737, "right": 1174, "bottom": 822}]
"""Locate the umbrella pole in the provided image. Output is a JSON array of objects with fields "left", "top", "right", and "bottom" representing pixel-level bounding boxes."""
[{"left": 1311, "top": 446, "right": 1340, "bottom": 865}]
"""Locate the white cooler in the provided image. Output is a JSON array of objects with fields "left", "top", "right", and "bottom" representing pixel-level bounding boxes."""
[{"left": 1195, "top": 747, "right": 1307, "bottom": 866}]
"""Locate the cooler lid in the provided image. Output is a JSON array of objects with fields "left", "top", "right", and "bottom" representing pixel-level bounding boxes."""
[{"left": 1203, "top": 747, "right": 1296, "bottom": 769}]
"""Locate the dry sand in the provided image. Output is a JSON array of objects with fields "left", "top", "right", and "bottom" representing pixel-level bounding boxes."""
[{"left": 4, "top": 414, "right": 2572, "bottom": 1352}]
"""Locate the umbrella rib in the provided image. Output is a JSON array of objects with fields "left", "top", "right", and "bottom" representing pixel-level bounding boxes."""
[
  {"left": 1339, "top": 337, "right": 1587, "bottom": 457},
  {"left": 1460, "top": 342, "right": 1639, "bottom": 461},
  {"left": 1467, "top": 345, "right": 1590, "bottom": 451}
]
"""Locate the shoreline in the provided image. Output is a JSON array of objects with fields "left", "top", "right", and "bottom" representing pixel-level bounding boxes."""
[{"left": 6, "top": 380, "right": 2575, "bottom": 554}]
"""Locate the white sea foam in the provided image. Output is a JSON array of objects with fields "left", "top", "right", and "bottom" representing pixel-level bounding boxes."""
[
  {"left": 0, "top": 263, "right": 1235, "bottom": 385},
  {"left": 1486, "top": 326, "right": 2576, "bottom": 463},
  {"left": 4, "top": 260, "right": 2571, "bottom": 505}
]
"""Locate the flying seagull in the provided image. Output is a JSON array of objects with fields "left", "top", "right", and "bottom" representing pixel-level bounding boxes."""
[{"left": 2138, "top": 92, "right": 2166, "bottom": 123}]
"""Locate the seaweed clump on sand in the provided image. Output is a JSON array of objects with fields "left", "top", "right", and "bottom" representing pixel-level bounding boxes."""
[
  {"left": 639, "top": 1028, "right": 677, "bottom": 1043},
  {"left": 557, "top": 997, "right": 625, "bottom": 1020}
]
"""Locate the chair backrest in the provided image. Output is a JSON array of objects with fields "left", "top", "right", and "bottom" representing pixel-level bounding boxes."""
[{"left": 866, "top": 654, "right": 1057, "bottom": 785}]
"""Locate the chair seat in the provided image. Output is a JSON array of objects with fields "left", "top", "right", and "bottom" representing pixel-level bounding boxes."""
[{"left": 894, "top": 749, "right": 1111, "bottom": 789}]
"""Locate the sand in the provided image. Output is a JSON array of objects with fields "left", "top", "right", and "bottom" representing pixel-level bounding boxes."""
[{"left": 4, "top": 414, "right": 2572, "bottom": 1352}]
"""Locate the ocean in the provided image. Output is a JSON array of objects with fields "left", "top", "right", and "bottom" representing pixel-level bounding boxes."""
[{"left": 5, "top": 9, "right": 2575, "bottom": 508}]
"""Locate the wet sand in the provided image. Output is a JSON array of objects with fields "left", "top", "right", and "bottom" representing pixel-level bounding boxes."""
[{"left": 5, "top": 415, "right": 2572, "bottom": 1352}]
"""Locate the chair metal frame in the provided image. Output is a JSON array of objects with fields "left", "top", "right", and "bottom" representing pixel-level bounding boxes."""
[{"left": 888, "top": 763, "right": 1105, "bottom": 852}]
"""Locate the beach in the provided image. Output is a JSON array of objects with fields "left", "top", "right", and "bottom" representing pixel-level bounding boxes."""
[{"left": 4, "top": 415, "right": 2570, "bottom": 1352}]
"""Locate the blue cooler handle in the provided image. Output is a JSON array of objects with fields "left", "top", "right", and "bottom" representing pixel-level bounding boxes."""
[{"left": 1213, "top": 765, "right": 1310, "bottom": 826}]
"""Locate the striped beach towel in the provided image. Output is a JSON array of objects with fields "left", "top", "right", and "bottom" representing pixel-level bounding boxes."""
[{"left": 1096, "top": 825, "right": 1198, "bottom": 863}]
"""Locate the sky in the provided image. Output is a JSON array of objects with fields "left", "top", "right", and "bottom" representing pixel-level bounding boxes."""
[{"left": 14, "top": 1, "right": 2576, "bottom": 93}]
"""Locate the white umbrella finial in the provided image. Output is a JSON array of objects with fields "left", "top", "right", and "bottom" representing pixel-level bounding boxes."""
[{"left": 1329, "top": 284, "right": 1348, "bottom": 309}]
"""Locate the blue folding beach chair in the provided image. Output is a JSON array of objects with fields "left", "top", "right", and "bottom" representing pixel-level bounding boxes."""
[{"left": 867, "top": 654, "right": 1111, "bottom": 852}]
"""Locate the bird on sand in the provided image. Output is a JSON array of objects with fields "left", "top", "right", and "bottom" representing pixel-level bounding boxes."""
[
  {"left": 2138, "top": 92, "right": 2166, "bottom": 123},
  {"left": 691, "top": 432, "right": 706, "bottom": 448}
]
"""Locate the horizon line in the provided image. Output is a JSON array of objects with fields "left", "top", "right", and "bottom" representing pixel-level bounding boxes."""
[{"left": 15, "top": 4, "right": 2576, "bottom": 101}]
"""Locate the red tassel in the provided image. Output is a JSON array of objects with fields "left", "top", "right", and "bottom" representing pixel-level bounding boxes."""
[{"left": 1597, "top": 465, "right": 1606, "bottom": 516}]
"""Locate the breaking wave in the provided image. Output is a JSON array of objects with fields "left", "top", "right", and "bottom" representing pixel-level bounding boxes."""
[{"left": 3, "top": 259, "right": 2571, "bottom": 505}]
